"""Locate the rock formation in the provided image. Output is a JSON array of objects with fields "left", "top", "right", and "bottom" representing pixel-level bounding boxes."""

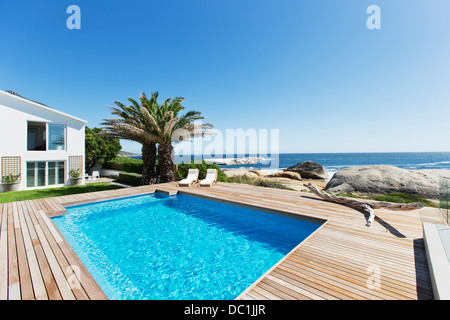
[
  {"left": 325, "top": 165, "right": 450, "bottom": 199},
  {"left": 284, "top": 161, "right": 328, "bottom": 180},
  {"left": 266, "top": 171, "right": 302, "bottom": 181}
]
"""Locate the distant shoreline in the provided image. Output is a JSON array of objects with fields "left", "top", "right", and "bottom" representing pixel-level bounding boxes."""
[
  {"left": 121, "top": 151, "right": 450, "bottom": 173},
  {"left": 119, "top": 151, "right": 141, "bottom": 157}
]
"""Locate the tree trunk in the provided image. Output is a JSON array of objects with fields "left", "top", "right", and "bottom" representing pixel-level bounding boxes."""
[
  {"left": 158, "top": 142, "right": 175, "bottom": 183},
  {"left": 141, "top": 143, "right": 157, "bottom": 185}
]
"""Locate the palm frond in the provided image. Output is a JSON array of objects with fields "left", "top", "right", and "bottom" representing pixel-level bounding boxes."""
[{"left": 102, "top": 91, "right": 213, "bottom": 146}]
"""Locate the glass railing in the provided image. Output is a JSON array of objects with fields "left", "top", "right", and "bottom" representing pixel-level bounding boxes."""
[{"left": 439, "top": 176, "right": 450, "bottom": 224}]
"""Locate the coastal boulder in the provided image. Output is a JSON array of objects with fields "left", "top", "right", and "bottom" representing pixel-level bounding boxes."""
[
  {"left": 204, "top": 157, "right": 262, "bottom": 165},
  {"left": 267, "top": 171, "right": 302, "bottom": 181},
  {"left": 285, "top": 161, "right": 328, "bottom": 180},
  {"left": 325, "top": 165, "right": 447, "bottom": 199},
  {"left": 223, "top": 169, "right": 259, "bottom": 178}
]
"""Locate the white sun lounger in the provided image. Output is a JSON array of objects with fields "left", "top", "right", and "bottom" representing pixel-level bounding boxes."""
[
  {"left": 198, "top": 169, "right": 217, "bottom": 187},
  {"left": 92, "top": 171, "right": 100, "bottom": 180},
  {"left": 177, "top": 169, "right": 199, "bottom": 187}
]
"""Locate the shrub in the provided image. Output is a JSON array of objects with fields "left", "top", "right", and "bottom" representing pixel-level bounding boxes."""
[
  {"left": 118, "top": 172, "right": 143, "bottom": 186},
  {"left": 104, "top": 157, "right": 144, "bottom": 174},
  {"left": 177, "top": 161, "right": 228, "bottom": 182},
  {"left": 370, "top": 192, "right": 438, "bottom": 207},
  {"left": 227, "top": 175, "right": 295, "bottom": 190},
  {"left": 85, "top": 127, "right": 121, "bottom": 171},
  {"left": 334, "top": 191, "right": 438, "bottom": 208},
  {"left": 2, "top": 173, "right": 20, "bottom": 183},
  {"left": 69, "top": 169, "right": 81, "bottom": 178}
]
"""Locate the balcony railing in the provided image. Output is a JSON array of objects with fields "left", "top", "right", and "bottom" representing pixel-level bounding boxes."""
[{"left": 439, "top": 176, "right": 450, "bottom": 224}]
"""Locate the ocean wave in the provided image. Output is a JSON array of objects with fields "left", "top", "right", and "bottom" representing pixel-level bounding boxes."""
[
  {"left": 212, "top": 153, "right": 450, "bottom": 173},
  {"left": 204, "top": 157, "right": 263, "bottom": 165},
  {"left": 326, "top": 165, "right": 348, "bottom": 170},
  {"left": 414, "top": 161, "right": 450, "bottom": 166}
]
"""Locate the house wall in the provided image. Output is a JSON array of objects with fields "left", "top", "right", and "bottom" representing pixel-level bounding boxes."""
[{"left": 0, "top": 92, "right": 86, "bottom": 192}]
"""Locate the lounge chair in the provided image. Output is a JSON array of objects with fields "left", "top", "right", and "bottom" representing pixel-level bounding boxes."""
[
  {"left": 92, "top": 171, "right": 100, "bottom": 180},
  {"left": 198, "top": 169, "right": 217, "bottom": 187},
  {"left": 178, "top": 169, "right": 199, "bottom": 187}
]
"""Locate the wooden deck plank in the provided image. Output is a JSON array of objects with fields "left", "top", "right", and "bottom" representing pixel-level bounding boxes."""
[
  {"left": 13, "top": 202, "right": 34, "bottom": 300},
  {"left": 35, "top": 209, "right": 89, "bottom": 300},
  {"left": 25, "top": 200, "right": 63, "bottom": 300},
  {"left": 267, "top": 272, "right": 325, "bottom": 300},
  {"left": 52, "top": 231, "right": 107, "bottom": 300},
  {"left": 43, "top": 198, "right": 66, "bottom": 217},
  {"left": 263, "top": 275, "right": 315, "bottom": 300},
  {"left": 0, "top": 204, "right": 8, "bottom": 300},
  {"left": 18, "top": 201, "right": 48, "bottom": 300},
  {"left": 7, "top": 202, "right": 20, "bottom": 300},
  {"left": 32, "top": 205, "right": 106, "bottom": 299},
  {"left": 290, "top": 248, "right": 421, "bottom": 297},
  {"left": 28, "top": 206, "right": 76, "bottom": 300},
  {"left": 269, "top": 268, "right": 342, "bottom": 300},
  {"left": 32, "top": 220, "right": 75, "bottom": 300}
]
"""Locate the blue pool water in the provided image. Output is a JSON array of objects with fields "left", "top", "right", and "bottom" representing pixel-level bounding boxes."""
[{"left": 52, "top": 193, "right": 321, "bottom": 300}]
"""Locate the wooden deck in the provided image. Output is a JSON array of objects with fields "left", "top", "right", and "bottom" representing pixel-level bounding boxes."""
[
  {"left": 0, "top": 182, "right": 446, "bottom": 300},
  {"left": 0, "top": 185, "right": 160, "bottom": 300}
]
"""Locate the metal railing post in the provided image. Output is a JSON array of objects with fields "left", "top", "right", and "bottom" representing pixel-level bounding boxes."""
[{"left": 447, "top": 179, "right": 449, "bottom": 224}]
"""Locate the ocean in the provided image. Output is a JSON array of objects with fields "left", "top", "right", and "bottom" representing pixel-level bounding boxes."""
[
  {"left": 243, "top": 152, "right": 450, "bottom": 175},
  {"left": 134, "top": 152, "right": 450, "bottom": 176}
]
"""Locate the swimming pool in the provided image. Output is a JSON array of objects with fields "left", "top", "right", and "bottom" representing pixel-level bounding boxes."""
[{"left": 53, "top": 193, "right": 322, "bottom": 300}]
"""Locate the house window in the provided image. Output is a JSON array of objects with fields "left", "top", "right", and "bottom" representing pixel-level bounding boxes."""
[
  {"left": 27, "top": 122, "right": 46, "bottom": 151},
  {"left": 27, "top": 162, "right": 46, "bottom": 187},
  {"left": 48, "top": 124, "right": 66, "bottom": 150},
  {"left": 48, "top": 161, "right": 65, "bottom": 185},
  {"left": 27, "top": 122, "right": 66, "bottom": 151},
  {"left": 27, "top": 161, "right": 66, "bottom": 187}
]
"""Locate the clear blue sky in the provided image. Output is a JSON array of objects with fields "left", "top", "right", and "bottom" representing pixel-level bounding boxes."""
[{"left": 1, "top": 0, "right": 449, "bottom": 154}]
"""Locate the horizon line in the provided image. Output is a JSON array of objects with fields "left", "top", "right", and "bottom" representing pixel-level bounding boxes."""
[{"left": 121, "top": 151, "right": 450, "bottom": 156}]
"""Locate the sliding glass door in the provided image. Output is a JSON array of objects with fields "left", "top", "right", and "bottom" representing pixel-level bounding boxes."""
[
  {"left": 27, "top": 161, "right": 66, "bottom": 188},
  {"left": 48, "top": 161, "right": 65, "bottom": 185},
  {"left": 27, "top": 162, "right": 46, "bottom": 187}
]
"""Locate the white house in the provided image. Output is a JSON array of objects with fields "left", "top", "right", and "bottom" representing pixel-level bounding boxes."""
[{"left": 0, "top": 90, "right": 86, "bottom": 192}]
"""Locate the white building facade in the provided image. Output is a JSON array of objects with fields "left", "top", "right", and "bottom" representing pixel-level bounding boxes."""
[{"left": 0, "top": 90, "right": 86, "bottom": 192}]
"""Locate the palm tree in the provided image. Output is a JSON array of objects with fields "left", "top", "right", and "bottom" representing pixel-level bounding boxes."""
[
  {"left": 102, "top": 91, "right": 212, "bottom": 184},
  {"left": 150, "top": 95, "right": 212, "bottom": 182},
  {"left": 101, "top": 92, "right": 160, "bottom": 185}
]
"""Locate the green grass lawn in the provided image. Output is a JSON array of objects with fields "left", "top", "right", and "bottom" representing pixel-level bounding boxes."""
[
  {"left": 0, "top": 182, "right": 124, "bottom": 204},
  {"left": 335, "top": 191, "right": 438, "bottom": 208}
]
